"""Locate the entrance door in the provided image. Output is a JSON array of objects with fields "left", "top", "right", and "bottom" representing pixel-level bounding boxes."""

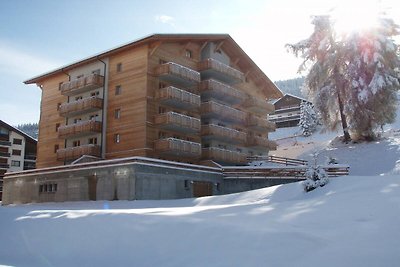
[{"left": 193, "top": 181, "right": 213, "bottom": 198}]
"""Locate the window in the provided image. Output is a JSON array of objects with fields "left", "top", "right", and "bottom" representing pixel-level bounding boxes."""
[
  {"left": 57, "top": 103, "right": 61, "bottom": 110},
  {"left": 116, "top": 63, "right": 122, "bottom": 72},
  {"left": 159, "top": 59, "right": 167, "bottom": 64},
  {"left": 11, "top": 160, "right": 20, "bottom": 167},
  {"left": 54, "top": 144, "right": 59, "bottom": 153},
  {"left": 90, "top": 91, "right": 100, "bottom": 97},
  {"left": 185, "top": 49, "right": 192, "bottom": 58},
  {"left": 114, "top": 134, "right": 120, "bottom": 144},
  {"left": 115, "top": 85, "right": 122, "bottom": 95},
  {"left": 13, "top": 138, "right": 22, "bottom": 145},
  {"left": 158, "top": 106, "right": 166, "bottom": 114},
  {"left": 114, "top": 109, "right": 121, "bottom": 119},
  {"left": 159, "top": 82, "right": 167, "bottom": 89},
  {"left": 12, "top": 149, "right": 21, "bottom": 156},
  {"left": 158, "top": 131, "right": 166, "bottom": 139},
  {"left": 39, "top": 183, "right": 57, "bottom": 193},
  {"left": 75, "top": 96, "right": 83, "bottom": 101},
  {"left": 73, "top": 118, "right": 82, "bottom": 123},
  {"left": 73, "top": 140, "right": 81, "bottom": 147},
  {"left": 58, "top": 82, "right": 63, "bottom": 90},
  {"left": 56, "top": 123, "right": 60, "bottom": 132},
  {"left": 88, "top": 137, "right": 97, "bottom": 145}
]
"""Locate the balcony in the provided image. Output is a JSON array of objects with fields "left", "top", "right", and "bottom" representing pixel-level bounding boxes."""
[
  {"left": 198, "top": 58, "right": 245, "bottom": 85},
  {"left": 246, "top": 115, "right": 276, "bottom": 132},
  {"left": 0, "top": 163, "right": 9, "bottom": 169},
  {"left": 156, "top": 86, "right": 200, "bottom": 110},
  {"left": 0, "top": 140, "right": 11, "bottom": 147},
  {"left": 246, "top": 135, "right": 277, "bottom": 150},
  {"left": 56, "top": 144, "right": 101, "bottom": 161},
  {"left": 60, "top": 74, "right": 104, "bottom": 96},
  {"left": 155, "top": 62, "right": 200, "bottom": 86},
  {"left": 242, "top": 96, "right": 275, "bottom": 115},
  {"left": 154, "top": 138, "right": 201, "bottom": 158},
  {"left": 200, "top": 101, "right": 246, "bottom": 123},
  {"left": 202, "top": 147, "right": 247, "bottom": 164},
  {"left": 199, "top": 79, "right": 246, "bottom": 105},
  {"left": 201, "top": 124, "right": 247, "bottom": 144},
  {"left": 58, "top": 120, "right": 102, "bottom": 139},
  {"left": 59, "top": 97, "right": 103, "bottom": 117},
  {"left": 0, "top": 152, "right": 10, "bottom": 158},
  {"left": 155, "top": 112, "right": 200, "bottom": 134}
]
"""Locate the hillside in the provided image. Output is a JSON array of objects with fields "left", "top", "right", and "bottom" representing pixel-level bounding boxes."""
[{"left": 274, "top": 76, "right": 305, "bottom": 97}]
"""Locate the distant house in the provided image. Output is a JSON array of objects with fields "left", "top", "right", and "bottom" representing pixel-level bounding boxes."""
[
  {"left": 269, "top": 94, "right": 311, "bottom": 128},
  {"left": 0, "top": 120, "right": 37, "bottom": 200}
]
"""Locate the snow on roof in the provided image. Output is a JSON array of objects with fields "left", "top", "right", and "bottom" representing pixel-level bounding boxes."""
[{"left": 0, "top": 119, "right": 37, "bottom": 143}]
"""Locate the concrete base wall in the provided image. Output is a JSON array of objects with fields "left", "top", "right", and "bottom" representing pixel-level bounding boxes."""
[
  {"left": 2, "top": 160, "right": 302, "bottom": 205},
  {"left": 223, "top": 178, "right": 301, "bottom": 194},
  {"left": 2, "top": 162, "right": 223, "bottom": 205}
]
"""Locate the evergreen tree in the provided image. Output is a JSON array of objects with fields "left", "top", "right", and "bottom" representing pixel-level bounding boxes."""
[
  {"left": 298, "top": 101, "right": 318, "bottom": 137},
  {"left": 286, "top": 13, "right": 400, "bottom": 141},
  {"left": 16, "top": 123, "right": 39, "bottom": 139}
]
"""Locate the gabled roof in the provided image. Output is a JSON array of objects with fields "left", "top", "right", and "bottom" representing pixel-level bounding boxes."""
[
  {"left": 273, "top": 93, "right": 310, "bottom": 106},
  {"left": 24, "top": 33, "right": 283, "bottom": 98},
  {"left": 0, "top": 120, "right": 37, "bottom": 143}
]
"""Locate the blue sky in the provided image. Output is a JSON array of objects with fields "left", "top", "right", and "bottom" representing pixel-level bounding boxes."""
[{"left": 1, "top": 0, "right": 399, "bottom": 125}]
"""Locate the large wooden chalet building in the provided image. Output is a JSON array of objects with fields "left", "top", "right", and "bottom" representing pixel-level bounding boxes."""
[{"left": 25, "top": 34, "right": 282, "bottom": 168}]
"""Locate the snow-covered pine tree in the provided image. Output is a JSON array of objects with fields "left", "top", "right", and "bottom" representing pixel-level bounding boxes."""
[
  {"left": 303, "top": 151, "right": 329, "bottom": 192},
  {"left": 286, "top": 13, "right": 400, "bottom": 142},
  {"left": 299, "top": 100, "right": 318, "bottom": 136}
]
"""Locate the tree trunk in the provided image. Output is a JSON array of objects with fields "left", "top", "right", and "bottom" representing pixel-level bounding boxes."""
[{"left": 336, "top": 86, "right": 351, "bottom": 142}]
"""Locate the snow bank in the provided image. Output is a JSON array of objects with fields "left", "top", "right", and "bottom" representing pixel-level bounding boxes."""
[{"left": 1, "top": 175, "right": 399, "bottom": 267}]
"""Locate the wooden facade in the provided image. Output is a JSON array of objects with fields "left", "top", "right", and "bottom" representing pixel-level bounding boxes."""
[{"left": 25, "top": 34, "right": 283, "bottom": 168}]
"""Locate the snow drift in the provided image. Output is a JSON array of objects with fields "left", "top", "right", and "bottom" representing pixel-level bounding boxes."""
[{"left": 1, "top": 175, "right": 399, "bottom": 267}]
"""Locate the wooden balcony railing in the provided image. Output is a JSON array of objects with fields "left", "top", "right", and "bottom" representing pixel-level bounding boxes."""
[
  {"left": 0, "top": 163, "right": 9, "bottom": 169},
  {"left": 155, "top": 112, "right": 200, "bottom": 133},
  {"left": 58, "top": 120, "right": 102, "bottom": 139},
  {"left": 156, "top": 86, "right": 200, "bottom": 110},
  {"left": 199, "top": 79, "right": 246, "bottom": 104},
  {"left": 198, "top": 58, "right": 245, "bottom": 84},
  {"left": 0, "top": 152, "right": 11, "bottom": 158},
  {"left": 56, "top": 144, "right": 101, "bottom": 161},
  {"left": 155, "top": 62, "right": 200, "bottom": 86},
  {"left": 202, "top": 147, "right": 247, "bottom": 164},
  {"left": 59, "top": 97, "right": 103, "bottom": 117},
  {"left": 201, "top": 124, "right": 247, "bottom": 144},
  {"left": 242, "top": 96, "right": 275, "bottom": 115},
  {"left": 0, "top": 140, "right": 11, "bottom": 147},
  {"left": 246, "top": 115, "right": 276, "bottom": 132},
  {"left": 154, "top": 138, "right": 201, "bottom": 158},
  {"left": 246, "top": 135, "right": 277, "bottom": 150},
  {"left": 60, "top": 74, "right": 104, "bottom": 96},
  {"left": 200, "top": 101, "right": 246, "bottom": 123}
]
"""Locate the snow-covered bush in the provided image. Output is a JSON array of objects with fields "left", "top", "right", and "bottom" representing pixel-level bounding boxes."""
[{"left": 303, "top": 165, "right": 329, "bottom": 192}]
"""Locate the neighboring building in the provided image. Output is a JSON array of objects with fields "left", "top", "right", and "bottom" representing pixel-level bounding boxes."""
[
  {"left": 0, "top": 120, "right": 37, "bottom": 199},
  {"left": 269, "top": 94, "right": 311, "bottom": 128},
  {"left": 24, "top": 34, "right": 282, "bottom": 168}
]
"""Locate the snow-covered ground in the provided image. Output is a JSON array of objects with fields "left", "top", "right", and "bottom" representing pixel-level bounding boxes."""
[
  {"left": 2, "top": 108, "right": 400, "bottom": 266},
  {"left": 1, "top": 175, "right": 399, "bottom": 267}
]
